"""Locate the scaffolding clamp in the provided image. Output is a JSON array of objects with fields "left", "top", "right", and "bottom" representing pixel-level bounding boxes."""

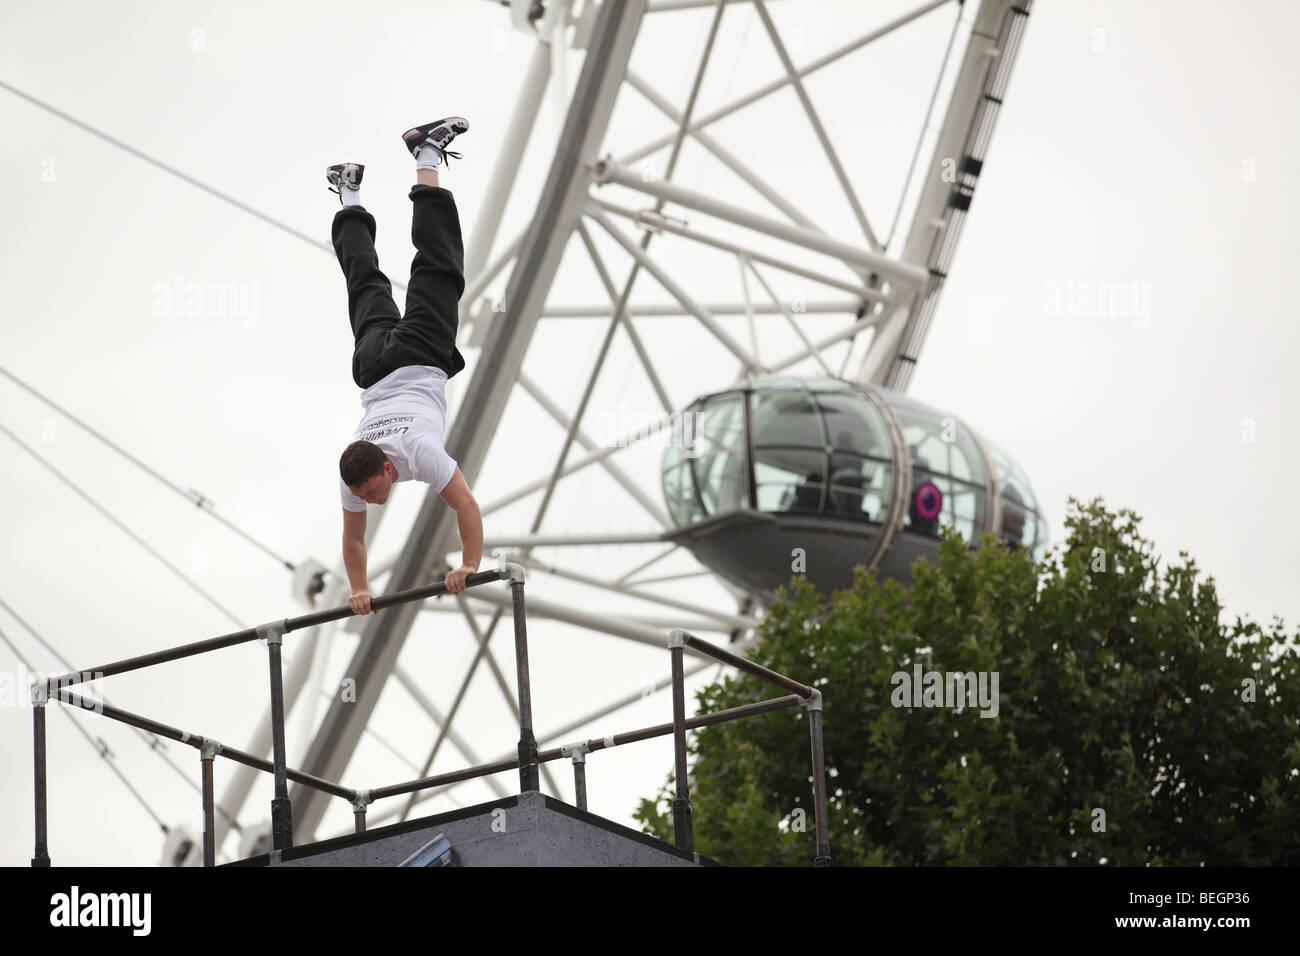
[
  {"left": 256, "top": 620, "right": 288, "bottom": 646},
  {"left": 798, "top": 688, "right": 824, "bottom": 714},
  {"left": 561, "top": 741, "right": 591, "bottom": 764},
  {"left": 199, "top": 738, "right": 223, "bottom": 762}
]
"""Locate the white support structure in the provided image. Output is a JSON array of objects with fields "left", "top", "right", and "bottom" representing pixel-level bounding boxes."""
[{"left": 857, "top": 0, "right": 1033, "bottom": 390}]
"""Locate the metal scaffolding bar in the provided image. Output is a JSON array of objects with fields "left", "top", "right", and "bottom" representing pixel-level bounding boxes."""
[
  {"left": 353, "top": 656, "right": 720, "bottom": 829},
  {"left": 43, "top": 568, "right": 514, "bottom": 689},
  {"left": 263, "top": 622, "right": 293, "bottom": 850},
  {"left": 53, "top": 690, "right": 355, "bottom": 800},
  {"left": 32, "top": 569, "right": 525, "bottom": 866},
  {"left": 510, "top": 568, "right": 539, "bottom": 791},
  {"left": 670, "top": 632, "right": 693, "bottom": 850},
  {"left": 366, "top": 694, "right": 802, "bottom": 803},
  {"left": 30, "top": 686, "right": 49, "bottom": 867},
  {"left": 670, "top": 628, "right": 831, "bottom": 865},
  {"left": 200, "top": 739, "right": 218, "bottom": 867}
]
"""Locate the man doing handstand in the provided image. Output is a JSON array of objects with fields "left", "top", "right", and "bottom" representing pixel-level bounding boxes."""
[{"left": 328, "top": 117, "right": 482, "bottom": 614}]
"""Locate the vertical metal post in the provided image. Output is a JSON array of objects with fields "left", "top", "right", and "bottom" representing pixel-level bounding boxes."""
[
  {"left": 508, "top": 565, "right": 540, "bottom": 792},
  {"left": 31, "top": 681, "right": 50, "bottom": 868},
  {"left": 565, "top": 744, "right": 590, "bottom": 811},
  {"left": 573, "top": 760, "right": 587, "bottom": 811},
  {"left": 200, "top": 739, "right": 220, "bottom": 867},
  {"left": 352, "top": 791, "right": 371, "bottom": 834},
  {"left": 803, "top": 690, "right": 832, "bottom": 866},
  {"left": 260, "top": 621, "right": 293, "bottom": 850},
  {"left": 668, "top": 629, "right": 693, "bottom": 852}
]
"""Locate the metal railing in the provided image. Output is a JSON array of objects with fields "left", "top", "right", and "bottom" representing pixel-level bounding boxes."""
[{"left": 29, "top": 562, "right": 831, "bottom": 866}]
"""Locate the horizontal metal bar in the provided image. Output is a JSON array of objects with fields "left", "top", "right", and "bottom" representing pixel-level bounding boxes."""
[
  {"left": 678, "top": 631, "right": 814, "bottom": 698},
  {"left": 542, "top": 300, "right": 863, "bottom": 317},
  {"left": 55, "top": 690, "right": 355, "bottom": 801},
  {"left": 319, "top": 657, "right": 721, "bottom": 833},
  {"left": 46, "top": 568, "right": 514, "bottom": 688},
  {"left": 370, "top": 756, "right": 522, "bottom": 802},
  {"left": 366, "top": 695, "right": 801, "bottom": 804},
  {"left": 287, "top": 568, "right": 512, "bottom": 631},
  {"left": 538, "top": 694, "right": 803, "bottom": 758}
]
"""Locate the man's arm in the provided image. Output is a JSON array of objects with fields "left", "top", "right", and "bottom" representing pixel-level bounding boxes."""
[
  {"left": 439, "top": 467, "right": 482, "bottom": 593},
  {"left": 342, "top": 507, "right": 372, "bottom": 613}
]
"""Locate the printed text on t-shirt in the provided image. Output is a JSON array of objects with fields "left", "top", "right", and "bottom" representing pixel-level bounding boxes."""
[{"left": 360, "top": 415, "right": 414, "bottom": 442}]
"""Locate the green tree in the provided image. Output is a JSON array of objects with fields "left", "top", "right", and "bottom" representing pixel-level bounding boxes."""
[{"left": 634, "top": 498, "right": 1300, "bottom": 865}]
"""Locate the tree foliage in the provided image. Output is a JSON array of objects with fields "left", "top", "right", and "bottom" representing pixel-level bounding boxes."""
[{"left": 634, "top": 498, "right": 1300, "bottom": 865}]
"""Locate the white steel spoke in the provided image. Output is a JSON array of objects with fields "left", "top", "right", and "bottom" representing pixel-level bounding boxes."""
[
  {"left": 586, "top": 206, "right": 767, "bottom": 372},
  {"left": 625, "top": 69, "right": 820, "bottom": 232},
  {"left": 591, "top": 196, "right": 881, "bottom": 298},
  {"left": 517, "top": 371, "right": 673, "bottom": 526},
  {"left": 746, "top": 257, "right": 836, "bottom": 377},
  {"left": 575, "top": 218, "right": 674, "bottom": 412},
  {"left": 619, "top": 0, "right": 954, "bottom": 167},
  {"left": 754, "top": 1, "right": 880, "bottom": 250}
]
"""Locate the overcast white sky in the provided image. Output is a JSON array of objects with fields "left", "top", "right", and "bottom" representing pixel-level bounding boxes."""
[{"left": 3, "top": 0, "right": 1298, "bottom": 866}]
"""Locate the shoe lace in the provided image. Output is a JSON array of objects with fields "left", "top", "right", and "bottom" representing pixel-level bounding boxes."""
[{"left": 429, "top": 141, "right": 462, "bottom": 166}]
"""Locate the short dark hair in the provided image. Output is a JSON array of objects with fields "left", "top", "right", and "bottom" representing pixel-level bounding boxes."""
[{"left": 340, "top": 440, "right": 388, "bottom": 488}]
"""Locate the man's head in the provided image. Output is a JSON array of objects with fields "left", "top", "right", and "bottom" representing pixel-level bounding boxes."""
[{"left": 340, "top": 440, "right": 397, "bottom": 505}]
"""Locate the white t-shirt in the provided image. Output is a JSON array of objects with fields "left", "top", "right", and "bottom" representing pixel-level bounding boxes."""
[{"left": 339, "top": 365, "right": 458, "bottom": 512}]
